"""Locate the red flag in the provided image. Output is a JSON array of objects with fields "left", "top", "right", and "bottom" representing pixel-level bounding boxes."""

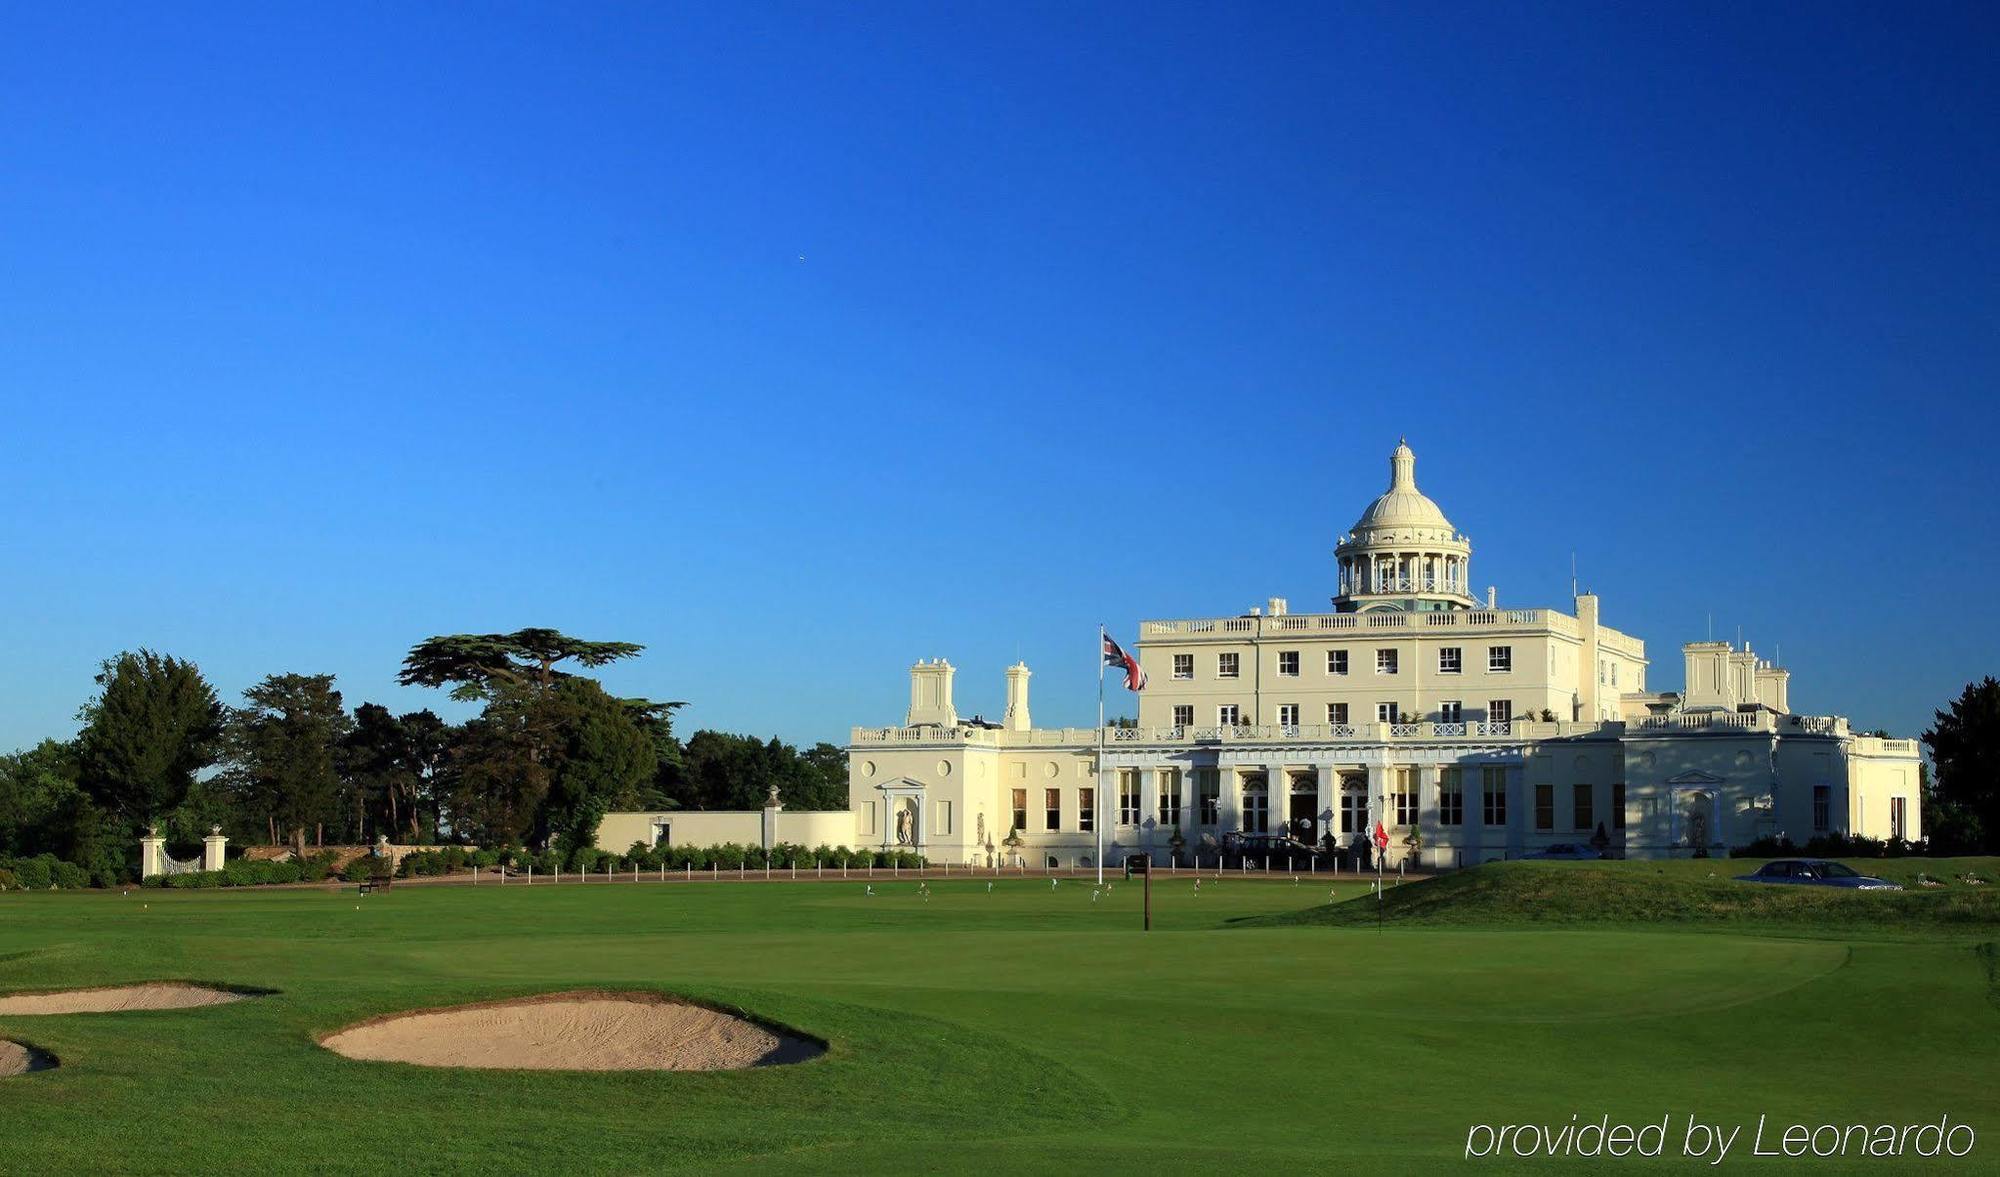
[{"left": 1372, "top": 820, "right": 1389, "bottom": 851}]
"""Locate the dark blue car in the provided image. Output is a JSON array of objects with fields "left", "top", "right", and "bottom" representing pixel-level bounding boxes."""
[{"left": 1735, "top": 859, "right": 1902, "bottom": 891}]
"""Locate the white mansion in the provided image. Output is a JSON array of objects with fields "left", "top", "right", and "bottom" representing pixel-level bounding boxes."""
[{"left": 833, "top": 441, "right": 1923, "bottom": 867}]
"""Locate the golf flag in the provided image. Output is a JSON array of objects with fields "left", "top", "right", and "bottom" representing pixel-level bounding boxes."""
[
  {"left": 1102, "top": 632, "right": 1147, "bottom": 691},
  {"left": 1372, "top": 820, "right": 1389, "bottom": 852}
]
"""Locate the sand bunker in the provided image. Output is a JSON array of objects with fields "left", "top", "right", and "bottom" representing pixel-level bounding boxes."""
[
  {"left": 0, "top": 1041, "right": 54, "bottom": 1076},
  {"left": 0, "top": 983, "right": 250, "bottom": 1015},
  {"left": 320, "top": 991, "right": 823, "bottom": 1071}
]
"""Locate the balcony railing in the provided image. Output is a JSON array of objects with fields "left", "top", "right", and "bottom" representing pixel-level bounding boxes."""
[
  {"left": 1143, "top": 607, "right": 1585, "bottom": 640},
  {"left": 850, "top": 712, "right": 1894, "bottom": 750}
]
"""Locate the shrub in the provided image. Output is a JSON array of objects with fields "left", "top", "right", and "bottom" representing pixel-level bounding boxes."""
[
  {"left": 297, "top": 851, "right": 341, "bottom": 882},
  {"left": 0, "top": 868, "right": 16, "bottom": 890},
  {"left": 342, "top": 857, "right": 383, "bottom": 883},
  {"left": 10, "top": 856, "right": 56, "bottom": 890},
  {"left": 469, "top": 849, "right": 502, "bottom": 869},
  {"left": 1732, "top": 835, "right": 1799, "bottom": 858}
]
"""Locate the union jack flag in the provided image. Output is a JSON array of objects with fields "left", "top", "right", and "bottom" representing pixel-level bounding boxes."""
[{"left": 1102, "top": 632, "right": 1147, "bottom": 691}]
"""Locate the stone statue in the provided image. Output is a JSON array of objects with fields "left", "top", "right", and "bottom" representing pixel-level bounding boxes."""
[
  {"left": 765, "top": 783, "right": 782, "bottom": 808},
  {"left": 895, "top": 804, "right": 914, "bottom": 845},
  {"left": 976, "top": 813, "right": 987, "bottom": 845}
]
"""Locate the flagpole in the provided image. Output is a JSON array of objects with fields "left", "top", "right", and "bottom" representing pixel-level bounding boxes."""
[{"left": 1096, "top": 624, "right": 1106, "bottom": 887}]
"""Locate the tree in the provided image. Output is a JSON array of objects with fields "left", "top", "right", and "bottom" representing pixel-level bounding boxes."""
[
  {"left": 623, "top": 698, "right": 687, "bottom": 810},
  {"left": 540, "top": 680, "right": 657, "bottom": 858},
  {"left": 223, "top": 674, "right": 354, "bottom": 856},
  {"left": 398, "top": 629, "right": 644, "bottom": 702},
  {"left": 75, "top": 651, "right": 223, "bottom": 827},
  {"left": 0, "top": 740, "right": 82, "bottom": 856},
  {"left": 1923, "top": 677, "right": 2000, "bottom": 852},
  {"left": 340, "top": 705, "right": 454, "bottom": 843},
  {"left": 666, "top": 731, "right": 846, "bottom": 811},
  {"left": 438, "top": 685, "right": 553, "bottom": 845}
]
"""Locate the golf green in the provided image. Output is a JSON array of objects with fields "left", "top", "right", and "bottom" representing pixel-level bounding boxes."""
[{"left": 1, "top": 874, "right": 1993, "bottom": 1174}]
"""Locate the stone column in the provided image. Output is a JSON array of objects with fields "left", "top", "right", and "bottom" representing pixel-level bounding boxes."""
[
  {"left": 1315, "top": 765, "right": 1335, "bottom": 843},
  {"left": 1143, "top": 768, "right": 1162, "bottom": 855},
  {"left": 761, "top": 790, "right": 783, "bottom": 853},
  {"left": 1415, "top": 765, "right": 1438, "bottom": 870},
  {"left": 140, "top": 829, "right": 164, "bottom": 878},
  {"left": 1366, "top": 763, "right": 1392, "bottom": 866},
  {"left": 1221, "top": 766, "right": 1244, "bottom": 833},
  {"left": 202, "top": 826, "right": 228, "bottom": 872}
]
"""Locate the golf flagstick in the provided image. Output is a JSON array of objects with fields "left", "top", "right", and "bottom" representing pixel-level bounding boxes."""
[{"left": 1096, "top": 624, "right": 1106, "bottom": 887}]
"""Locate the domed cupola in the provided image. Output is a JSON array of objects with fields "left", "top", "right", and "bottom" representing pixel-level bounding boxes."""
[{"left": 1333, "top": 439, "right": 1476, "bottom": 612}]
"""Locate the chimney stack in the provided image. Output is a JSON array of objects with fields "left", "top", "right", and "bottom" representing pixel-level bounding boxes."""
[
  {"left": 905, "top": 659, "right": 958, "bottom": 728},
  {"left": 1004, "top": 662, "right": 1032, "bottom": 731}
]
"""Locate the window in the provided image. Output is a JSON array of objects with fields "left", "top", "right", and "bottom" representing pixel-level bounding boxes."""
[
  {"left": 1439, "top": 768, "right": 1464, "bottom": 825},
  {"left": 1159, "top": 771, "right": 1182, "bottom": 827},
  {"left": 1598, "top": 660, "right": 1606, "bottom": 685},
  {"left": 1482, "top": 767, "right": 1508, "bottom": 825},
  {"left": 1172, "top": 704, "right": 1193, "bottom": 728},
  {"left": 1439, "top": 646, "right": 1462, "bottom": 674},
  {"left": 1890, "top": 796, "right": 1907, "bottom": 841},
  {"left": 1242, "top": 781, "right": 1268, "bottom": 833},
  {"left": 1487, "top": 699, "right": 1512, "bottom": 724},
  {"left": 1172, "top": 653, "right": 1193, "bottom": 680},
  {"left": 1078, "top": 787, "right": 1094, "bottom": 832},
  {"left": 1439, "top": 700, "right": 1462, "bottom": 722},
  {"left": 862, "top": 802, "right": 877, "bottom": 837},
  {"left": 1340, "top": 790, "right": 1366, "bottom": 834},
  {"left": 1327, "top": 650, "right": 1348, "bottom": 675},
  {"left": 1573, "top": 784, "right": 1594, "bottom": 832},
  {"left": 1812, "top": 785, "right": 1830, "bottom": 832},
  {"left": 1218, "top": 652, "right": 1239, "bottom": 679},
  {"left": 1489, "top": 646, "right": 1513, "bottom": 672},
  {"left": 1376, "top": 701, "right": 1399, "bottom": 723},
  {"left": 1217, "top": 704, "right": 1241, "bottom": 727},
  {"left": 936, "top": 800, "right": 952, "bottom": 836},
  {"left": 1394, "top": 768, "right": 1417, "bottom": 826},
  {"left": 1610, "top": 663, "right": 1619, "bottom": 687},
  {"left": 1277, "top": 703, "right": 1300, "bottom": 727},
  {"left": 1045, "top": 788, "right": 1062, "bottom": 831},
  {"left": 1534, "top": 784, "right": 1554, "bottom": 831},
  {"left": 1612, "top": 783, "right": 1626, "bottom": 830},
  {"left": 1327, "top": 702, "right": 1349, "bottom": 726},
  {"left": 1376, "top": 648, "right": 1399, "bottom": 675},
  {"left": 1277, "top": 651, "right": 1299, "bottom": 677},
  {"left": 1010, "top": 789, "right": 1027, "bottom": 834},
  {"left": 1197, "top": 769, "right": 1220, "bottom": 825},
  {"left": 1119, "top": 772, "right": 1140, "bottom": 825}
]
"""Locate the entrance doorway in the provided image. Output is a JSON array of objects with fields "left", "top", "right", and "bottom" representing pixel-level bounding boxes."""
[{"left": 1288, "top": 774, "right": 1317, "bottom": 840}]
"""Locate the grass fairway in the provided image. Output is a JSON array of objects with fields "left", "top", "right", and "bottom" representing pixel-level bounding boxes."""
[{"left": 1, "top": 872, "right": 1996, "bottom": 1175}]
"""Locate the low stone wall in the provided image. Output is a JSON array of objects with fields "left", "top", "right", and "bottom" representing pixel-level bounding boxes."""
[{"left": 240, "top": 844, "right": 436, "bottom": 871}]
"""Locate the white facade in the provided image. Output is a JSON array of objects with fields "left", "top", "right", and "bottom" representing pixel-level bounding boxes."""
[{"left": 840, "top": 441, "right": 1923, "bottom": 866}]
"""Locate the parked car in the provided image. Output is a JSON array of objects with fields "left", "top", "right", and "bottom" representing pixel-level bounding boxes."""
[
  {"left": 1520, "top": 843, "right": 1608, "bottom": 860},
  {"left": 1735, "top": 859, "right": 1903, "bottom": 890}
]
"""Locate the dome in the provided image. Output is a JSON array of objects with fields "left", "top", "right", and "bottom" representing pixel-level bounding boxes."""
[{"left": 1349, "top": 439, "right": 1453, "bottom": 534}]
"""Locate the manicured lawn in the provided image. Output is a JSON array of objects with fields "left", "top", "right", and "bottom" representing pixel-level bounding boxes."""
[{"left": 1, "top": 872, "right": 1995, "bottom": 1174}]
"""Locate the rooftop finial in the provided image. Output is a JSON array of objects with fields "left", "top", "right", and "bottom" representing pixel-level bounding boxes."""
[{"left": 1389, "top": 437, "right": 1417, "bottom": 490}]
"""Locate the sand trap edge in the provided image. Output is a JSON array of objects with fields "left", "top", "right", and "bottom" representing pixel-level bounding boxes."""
[
  {"left": 0, "top": 981, "right": 276, "bottom": 1015},
  {"left": 0, "top": 1039, "right": 58, "bottom": 1077},
  {"left": 317, "top": 988, "right": 828, "bottom": 1072}
]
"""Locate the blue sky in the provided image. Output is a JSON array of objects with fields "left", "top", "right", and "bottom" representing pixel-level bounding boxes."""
[{"left": 1, "top": 2, "right": 1995, "bottom": 751}]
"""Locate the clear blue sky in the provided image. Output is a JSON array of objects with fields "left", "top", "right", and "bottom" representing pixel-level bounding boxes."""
[{"left": 2, "top": 2, "right": 1995, "bottom": 751}]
